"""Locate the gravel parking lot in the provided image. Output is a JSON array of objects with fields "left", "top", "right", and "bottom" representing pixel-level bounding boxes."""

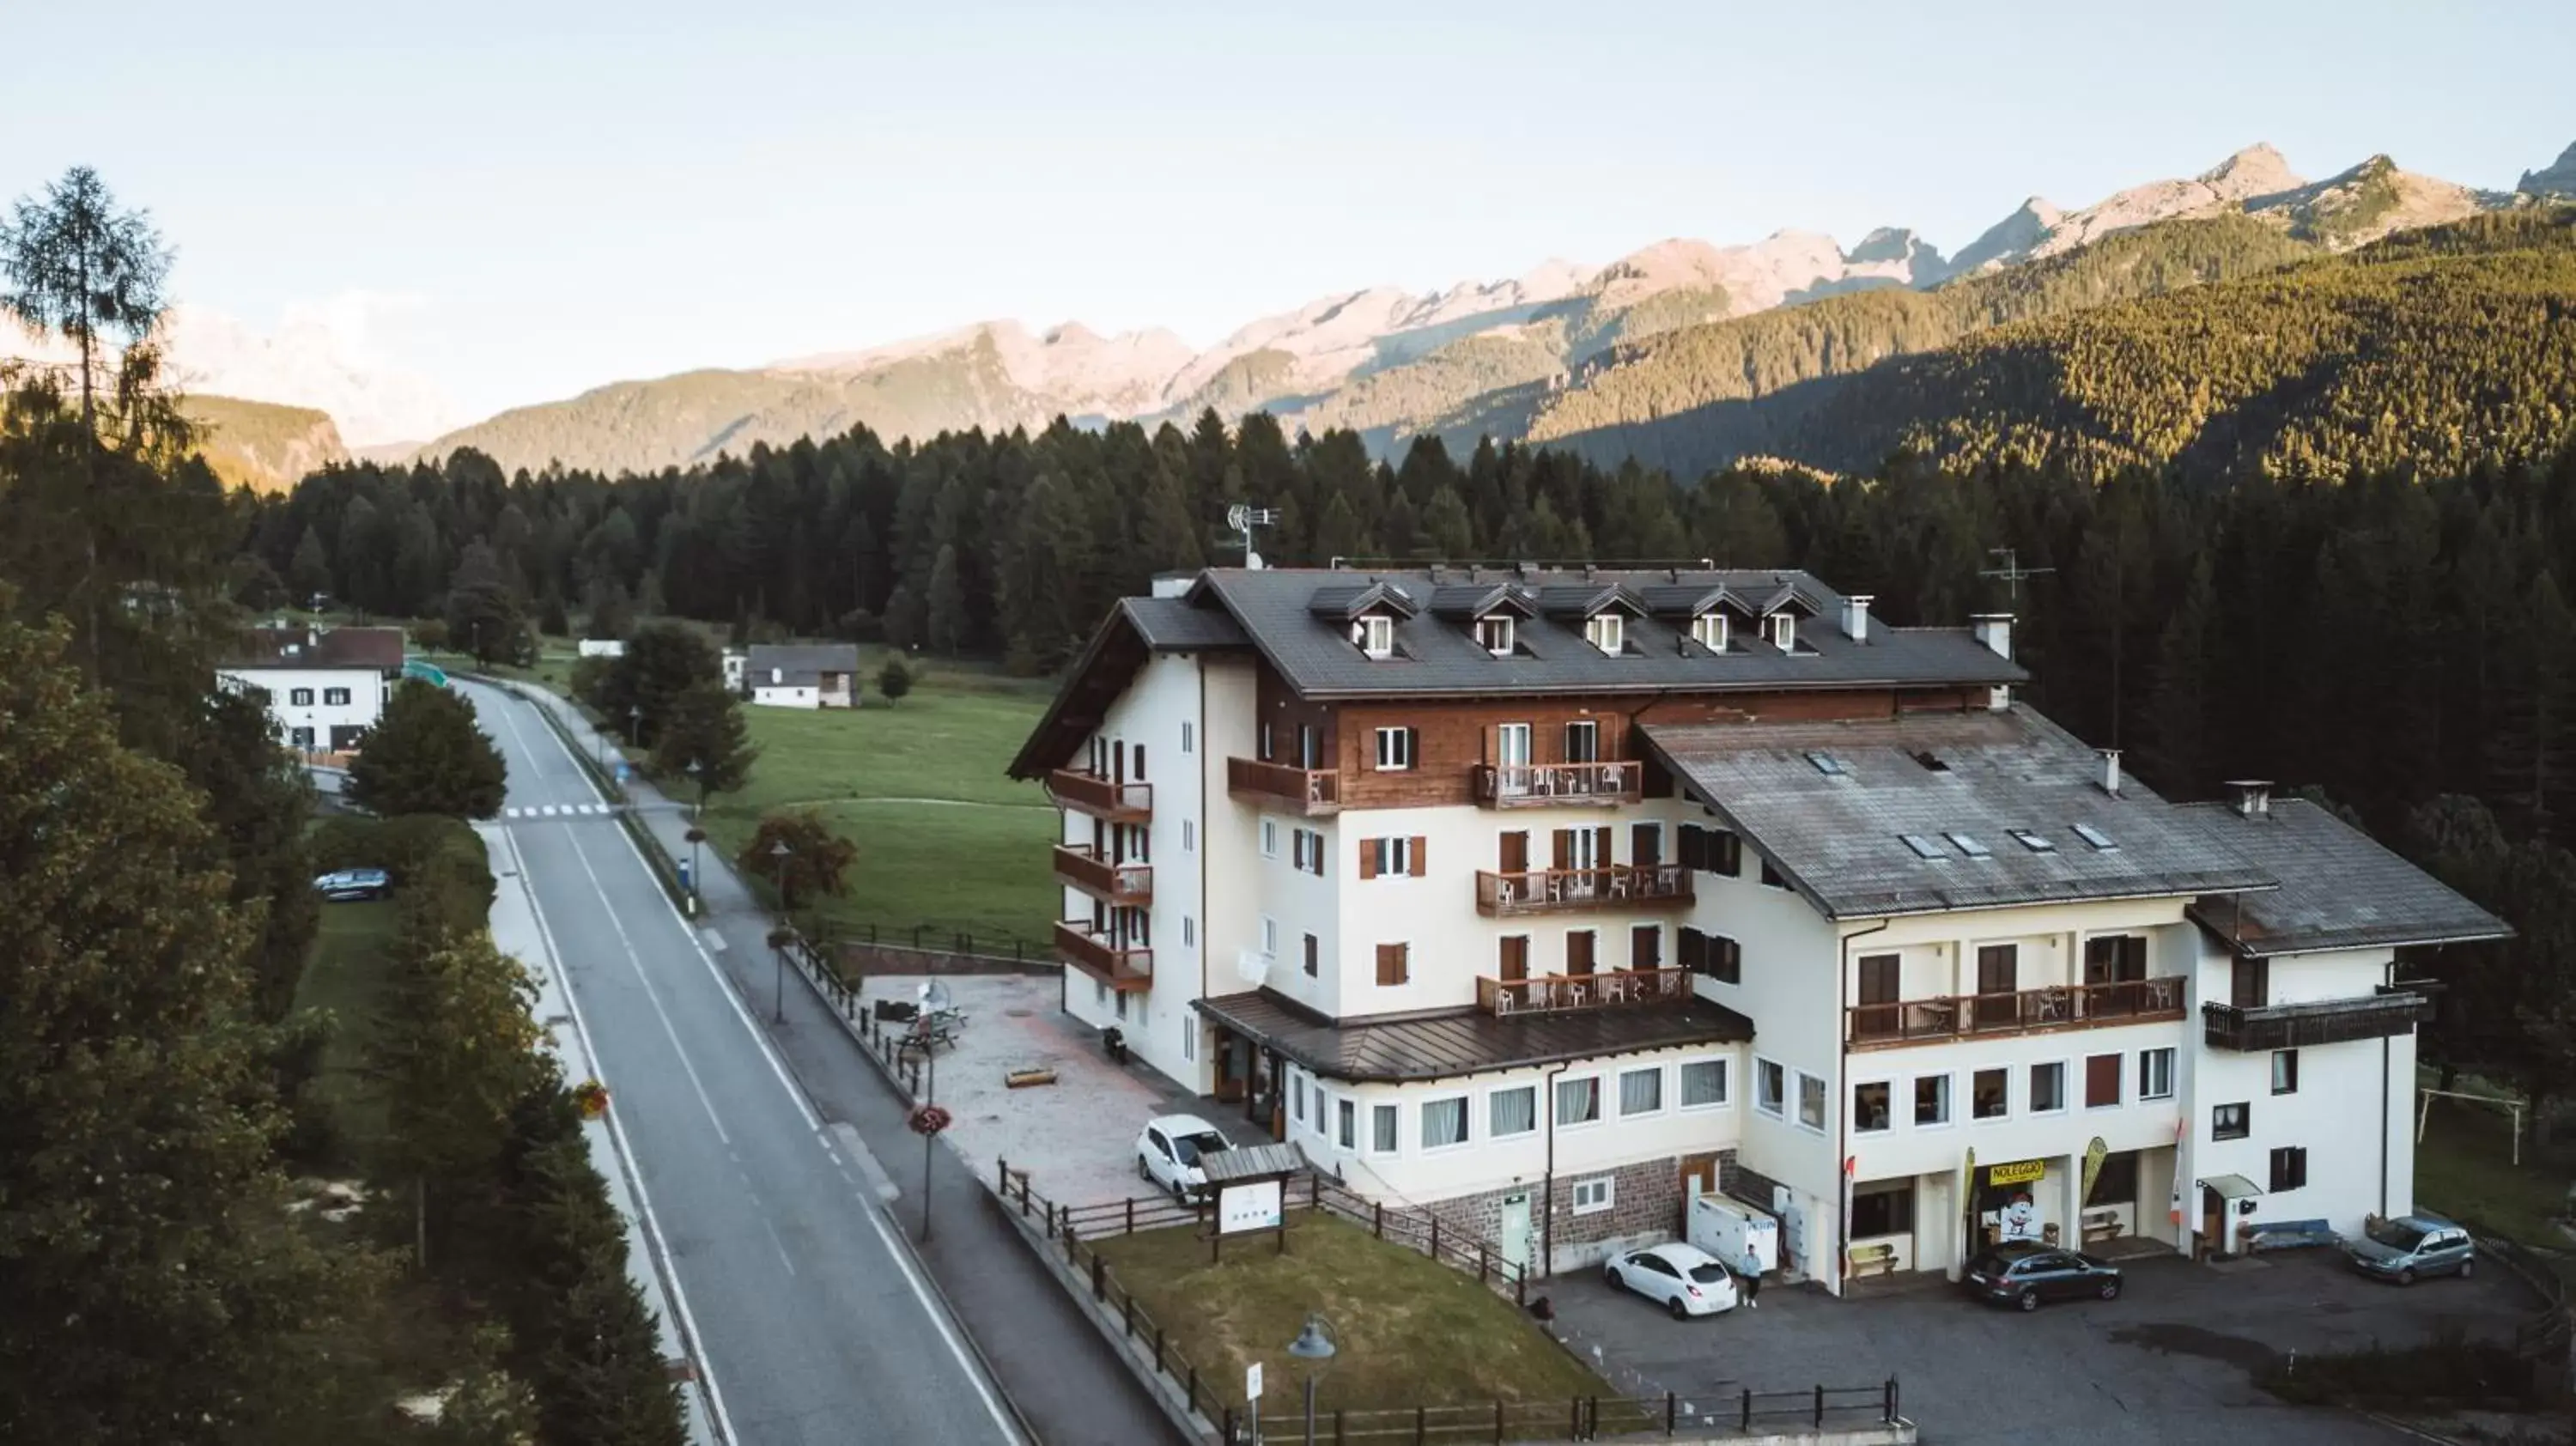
[{"left": 1544, "top": 1245, "right": 2537, "bottom": 1444}]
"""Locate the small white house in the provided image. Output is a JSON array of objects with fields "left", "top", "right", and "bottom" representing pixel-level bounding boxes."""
[
  {"left": 745, "top": 643, "right": 860, "bottom": 709},
  {"left": 216, "top": 623, "right": 405, "bottom": 759}
]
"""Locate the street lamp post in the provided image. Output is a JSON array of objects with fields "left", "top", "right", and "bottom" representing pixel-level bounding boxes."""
[
  {"left": 769, "top": 840, "right": 793, "bottom": 1024},
  {"left": 1286, "top": 1315, "right": 1338, "bottom": 1446},
  {"left": 625, "top": 704, "right": 642, "bottom": 749},
  {"left": 684, "top": 761, "right": 706, "bottom": 913},
  {"left": 920, "top": 979, "right": 952, "bottom": 1243}
]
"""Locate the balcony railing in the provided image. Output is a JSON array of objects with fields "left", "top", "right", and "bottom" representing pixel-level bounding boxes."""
[
  {"left": 1846, "top": 975, "right": 2188, "bottom": 1047},
  {"left": 2203, "top": 993, "right": 2433, "bottom": 1051},
  {"left": 1054, "top": 920, "right": 1152, "bottom": 992},
  {"left": 1052, "top": 845, "right": 1152, "bottom": 905},
  {"left": 1228, "top": 756, "right": 1341, "bottom": 817},
  {"left": 1047, "top": 769, "right": 1151, "bottom": 822},
  {"left": 1473, "top": 864, "right": 1693, "bottom": 917},
  {"left": 1472, "top": 761, "right": 1643, "bottom": 808},
  {"left": 1477, "top": 966, "right": 1695, "bottom": 1017}
]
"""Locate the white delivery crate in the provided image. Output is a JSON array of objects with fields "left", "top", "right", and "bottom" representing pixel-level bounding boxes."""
[{"left": 1687, "top": 1193, "right": 1780, "bottom": 1277}]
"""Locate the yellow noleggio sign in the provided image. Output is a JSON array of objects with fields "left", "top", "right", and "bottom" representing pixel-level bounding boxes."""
[{"left": 1988, "top": 1158, "right": 2045, "bottom": 1187}]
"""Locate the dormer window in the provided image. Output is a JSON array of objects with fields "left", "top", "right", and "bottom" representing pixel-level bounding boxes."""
[
  {"left": 1475, "top": 615, "right": 1515, "bottom": 657},
  {"left": 1692, "top": 613, "right": 1729, "bottom": 653},
  {"left": 1764, "top": 612, "right": 1797, "bottom": 653},
  {"left": 1586, "top": 614, "right": 1625, "bottom": 656},
  {"left": 1353, "top": 614, "right": 1396, "bottom": 659}
]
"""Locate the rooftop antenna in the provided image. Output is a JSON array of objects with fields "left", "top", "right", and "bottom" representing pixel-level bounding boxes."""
[
  {"left": 1225, "top": 503, "right": 1279, "bottom": 570},
  {"left": 1979, "top": 548, "right": 2056, "bottom": 601}
]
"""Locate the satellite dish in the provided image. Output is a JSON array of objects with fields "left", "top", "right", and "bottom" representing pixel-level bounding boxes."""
[
  {"left": 920, "top": 980, "right": 954, "bottom": 1012},
  {"left": 1245, "top": 551, "right": 1265, "bottom": 570}
]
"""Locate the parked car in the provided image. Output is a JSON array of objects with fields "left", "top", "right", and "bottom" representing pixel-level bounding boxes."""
[
  {"left": 1604, "top": 1242, "right": 1741, "bottom": 1320},
  {"left": 1963, "top": 1246, "right": 2123, "bottom": 1310},
  {"left": 2345, "top": 1215, "right": 2476, "bottom": 1285},
  {"left": 1135, "top": 1114, "right": 1231, "bottom": 1202},
  {"left": 313, "top": 867, "right": 392, "bottom": 902}
]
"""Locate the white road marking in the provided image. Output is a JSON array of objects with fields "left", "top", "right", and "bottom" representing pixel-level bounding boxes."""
[
  {"left": 559, "top": 832, "right": 734, "bottom": 1148},
  {"left": 498, "top": 820, "right": 741, "bottom": 1446},
  {"left": 509, "top": 682, "right": 1025, "bottom": 1444}
]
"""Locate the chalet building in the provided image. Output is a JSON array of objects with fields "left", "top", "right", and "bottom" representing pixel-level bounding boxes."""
[
  {"left": 1007, "top": 566, "right": 2507, "bottom": 1292},
  {"left": 217, "top": 623, "right": 405, "bottom": 761},
  {"left": 744, "top": 643, "right": 860, "bottom": 708}
]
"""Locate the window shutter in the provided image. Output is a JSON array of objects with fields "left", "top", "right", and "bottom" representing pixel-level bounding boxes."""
[
  {"left": 1680, "top": 927, "right": 1704, "bottom": 974},
  {"left": 1594, "top": 826, "right": 1613, "bottom": 869},
  {"left": 1552, "top": 829, "right": 1573, "bottom": 871},
  {"left": 1679, "top": 824, "right": 1704, "bottom": 872},
  {"left": 1406, "top": 728, "right": 1420, "bottom": 768},
  {"left": 1717, "top": 830, "right": 1743, "bottom": 877},
  {"left": 1360, "top": 842, "right": 1380, "bottom": 880},
  {"left": 1376, "top": 943, "right": 1408, "bottom": 987},
  {"left": 1408, "top": 836, "right": 1427, "bottom": 877}
]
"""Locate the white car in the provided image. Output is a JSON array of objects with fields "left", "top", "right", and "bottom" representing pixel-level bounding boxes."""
[
  {"left": 1604, "top": 1242, "right": 1741, "bottom": 1319},
  {"left": 1135, "top": 1114, "right": 1231, "bottom": 1202}
]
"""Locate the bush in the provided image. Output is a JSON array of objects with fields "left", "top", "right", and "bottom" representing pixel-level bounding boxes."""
[{"left": 345, "top": 680, "right": 507, "bottom": 819}]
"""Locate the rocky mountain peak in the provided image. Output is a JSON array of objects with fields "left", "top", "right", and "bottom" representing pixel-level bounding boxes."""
[
  {"left": 2518, "top": 142, "right": 2576, "bottom": 197},
  {"left": 2197, "top": 143, "right": 2302, "bottom": 199}
]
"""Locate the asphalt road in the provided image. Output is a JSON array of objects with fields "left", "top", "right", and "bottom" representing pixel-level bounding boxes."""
[{"left": 462, "top": 680, "right": 1183, "bottom": 1446}]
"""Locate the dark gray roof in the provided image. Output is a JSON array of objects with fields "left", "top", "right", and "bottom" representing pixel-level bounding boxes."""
[
  {"left": 1641, "top": 707, "right": 2276, "bottom": 920},
  {"left": 1121, "top": 596, "right": 1250, "bottom": 651},
  {"left": 1534, "top": 581, "right": 1643, "bottom": 619},
  {"left": 1194, "top": 988, "right": 1753, "bottom": 1084},
  {"left": 1428, "top": 582, "right": 1534, "bottom": 620},
  {"left": 1199, "top": 1141, "right": 1309, "bottom": 1183},
  {"left": 745, "top": 644, "right": 860, "bottom": 685},
  {"left": 1309, "top": 579, "right": 1420, "bottom": 621},
  {"left": 1189, "top": 568, "right": 2025, "bottom": 700},
  {"left": 2174, "top": 800, "right": 2512, "bottom": 957}
]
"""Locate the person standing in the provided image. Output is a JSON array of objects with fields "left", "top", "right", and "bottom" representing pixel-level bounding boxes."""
[{"left": 1740, "top": 1244, "right": 1762, "bottom": 1309}]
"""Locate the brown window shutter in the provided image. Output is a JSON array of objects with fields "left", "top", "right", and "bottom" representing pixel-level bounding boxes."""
[
  {"left": 1552, "top": 829, "right": 1573, "bottom": 871},
  {"left": 1408, "top": 837, "right": 1427, "bottom": 877},
  {"left": 1595, "top": 826, "right": 1613, "bottom": 867},
  {"left": 1376, "top": 943, "right": 1407, "bottom": 987},
  {"left": 1498, "top": 935, "right": 1528, "bottom": 981},
  {"left": 1359, "top": 842, "right": 1380, "bottom": 881}
]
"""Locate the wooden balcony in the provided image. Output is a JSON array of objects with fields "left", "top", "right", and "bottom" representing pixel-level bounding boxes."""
[
  {"left": 1227, "top": 756, "right": 1341, "bottom": 817},
  {"left": 1472, "top": 761, "right": 1643, "bottom": 809},
  {"left": 1047, "top": 768, "right": 1151, "bottom": 823},
  {"left": 2203, "top": 993, "right": 2433, "bottom": 1052},
  {"left": 1474, "top": 865, "right": 1693, "bottom": 917},
  {"left": 1477, "top": 966, "right": 1695, "bottom": 1017},
  {"left": 1846, "top": 975, "right": 2188, "bottom": 1048},
  {"left": 1052, "top": 845, "right": 1152, "bottom": 906},
  {"left": 1054, "top": 920, "right": 1152, "bottom": 993}
]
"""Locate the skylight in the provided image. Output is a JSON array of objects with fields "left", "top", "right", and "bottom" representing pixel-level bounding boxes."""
[
  {"left": 1805, "top": 751, "right": 1848, "bottom": 777},
  {"left": 2071, "top": 823, "right": 2118, "bottom": 851},
  {"left": 1899, "top": 833, "right": 1947, "bottom": 860},
  {"left": 2008, "top": 829, "right": 2057, "bottom": 853},
  {"left": 1945, "top": 832, "right": 1992, "bottom": 859}
]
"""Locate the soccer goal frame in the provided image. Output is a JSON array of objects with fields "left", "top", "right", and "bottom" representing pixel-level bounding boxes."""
[{"left": 2417, "top": 1086, "right": 2527, "bottom": 1167}]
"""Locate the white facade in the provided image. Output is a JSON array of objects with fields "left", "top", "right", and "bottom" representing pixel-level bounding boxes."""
[
  {"left": 216, "top": 665, "right": 390, "bottom": 753},
  {"left": 752, "top": 682, "right": 822, "bottom": 709}
]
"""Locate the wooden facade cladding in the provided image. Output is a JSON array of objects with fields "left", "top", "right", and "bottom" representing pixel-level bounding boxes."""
[
  {"left": 1227, "top": 757, "right": 1340, "bottom": 816},
  {"left": 1052, "top": 844, "right": 1151, "bottom": 906},
  {"left": 1048, "top": 768, "right": 1151, "bottom": 823}
]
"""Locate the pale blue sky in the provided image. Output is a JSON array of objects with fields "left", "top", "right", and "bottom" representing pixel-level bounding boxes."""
[{"left": 5, "top": 0, "right": 2569, "bottom": 425}]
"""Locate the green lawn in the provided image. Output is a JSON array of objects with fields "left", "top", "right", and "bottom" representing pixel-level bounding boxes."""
[
  {"left": 290, "top": 898, "right": 401, "bottom": 1163},
  {"left": 1088, "top": 1212, "right": 1612, "bottom": 1419},
  {"left": 2413, "top": 1088, "right": 2575, "bottom": 1255}
]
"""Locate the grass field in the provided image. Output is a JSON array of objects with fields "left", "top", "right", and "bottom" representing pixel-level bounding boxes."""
[
  {"left": 2413, "top": 1083, "right": 2574, "bottom": 1256},
  {"left": 698, "top": 669, "right": 1060, "bottom": 945},
  {"left": 291, "top": 898, "right": 401, "bottom": 1163},
  {"left": 1089, "top": 1212, "right": 1611, "bottom": 1419}
]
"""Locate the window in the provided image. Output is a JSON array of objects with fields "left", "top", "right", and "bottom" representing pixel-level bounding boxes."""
[
  {"left": 1713, "top": 829, "right": 1743, "bottom": 876},
  {"left": 1261, "top": 915, "right": 1279, "bottom": 955},
  {"left": 1682, "top": 929, "right": 1741, "bottom": 984},
  {"left": 1337, "top": 1098, "right": 1356, "bottom": 1150},
  {"left": 1182, "top": 915, "right": 1196, "bottom": 948},
  {"left": 2008, "top": 829, "right": 2057, "bottom": 853},
  {"left": 1374, "top": 942, "right": 1409, "bottom": 987},
  {"left": 1374, "top": 727, "right": 1414, "bottom": 770},
  {"left": 1364, "top": 835, "right": 1419, "bottom": 878},
  {"left": 1977, "top": 945, "right": 2019, "bottom": 995},
  {"left": 2030, "top": 1061, "right": 2067, "bottom": 1114},
  {"left": 1680, "top": 1060, "right": 1728, "bottom": 1109},
  {"left": 1853, "top": 1081, "right": 1892, "bottom": 1133},
  {"left": 2269, "top": 1145, "right": 2309, "bottom": 1193},
  {"left": 2087, "top": 1151, "right": 2140, "bottom": 1206},
  {"left": 1261, "top": 820, "right": 1280, "bottom": 858},
  {"left": 289, "top": 687, "right": 315, "bottom": 706},
  {"left": 1303, "top": 933, "right": 1318, "bottom": 977},
  {"left": 1260, "top": 721, "right": 1274, "bottom": 761},
  {"left": 323, "top": 686, "right": 351, "bottom": 706},
  {"left": 1946, "top": 832, "right": 1992, "bottom": 859},
  {"left": 1182, "top": 819, "right": 1196, "bottom": 853},
  {"left": 1769, "top": 612, "right": 1801, "bottom": 652},
  {"left": 2085, "top": 1054, "right": 2123, "bottom": 1109},
  {"left": 1476, "top": 616, "right": 1515, "bottom": 655},
  {"left": 1422, "top": 1097, "right": 1469, "bottom": 1149},
  {"left": 1372, "top": 1103, "right": 1398, "bottom": 1153},
  {"left": 1619, "top": 1067, "right": 1663, "bottom": 1117},
  {"left": 1585, "top": 614, "right": 1624, "bottom": 655},
  {"left": 1490, "top": 1085, "right": 1537, "bottom": 1137},
  {"left": 2233, "top": 958, "right": 2269, "bottom": 1009},
  {"left": 1900, "top": 833, "right": 1947, "bottom": 860},
  {"left": 1292, "top": 1074, "right": 1306, "bottom": 1123},
  {"left": 1759, "top": 857, "right": 1790, "bottom": 890},
  {"left": 1292, "top": 829, "right": 1325, "bottom": 876},
  {"left": 1851, "top": 1182, "right": 1913, "bottom": 1238},
  {"left": 1856, "top": 954, "right": 1899, "bottom": 1006},
  {"left": 1972, "top": 1067, "right": 2008, "bottom": 1121},
  {"left": 1692, "top": 612, "right": 1729, "bottom": 652},
  {"left": 1181, "top": 720, "right": 1194, "bottom": 754},
  {"left": 1556, "top": 1075, "right": 1601, "bottom": 1127},
  {"left": 1355, "top": 614, "right": 1395, "bottom": 659},
  {"left": 1183, "top": 1017, "right": 1196, "bottom": 1060},
  {"left": 2271, "top": 1049, "right": 2300, "bottom": 1095},
  {"left": 1571, "top": 1176, "right": 1614, "bottom": 1215},
  {"left": 1563, "top": 720, "right": 1599, "bottom": 763},
  {"left": 2085, "top": 934, "right": 2148, "bottom": 983},
  {"left": 1756, "top": 1059, "right": 1786, "bottom": 1117},
  {"left": 1796, "top": 1072, "right": 1826, "bottom": 1131},
  {"left": 289, "top": 726, "right": 316, "bottom": 748},
  {"left": 2140, "top": 1048, "right": 2175, "bottom": 1101},
  {"left": 1915, "top": 1073, "right": 1953, "bottom": 1127},
  {"left": 2214, "top": 1103, "right": 2251, "bottom": 1140},
  {"left": 2071, "top": 823, "right": 2118, "bottom": 851}
]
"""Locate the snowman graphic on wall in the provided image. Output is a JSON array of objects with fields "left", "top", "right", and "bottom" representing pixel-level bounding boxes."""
[{"left": 1997, "top": 1189, "right": 2044, "bottom": 1243}]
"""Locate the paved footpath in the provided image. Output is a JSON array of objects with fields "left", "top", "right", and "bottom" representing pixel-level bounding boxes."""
[{"left": 471, "top": 679, "right": 1185, "bottom": 1446}]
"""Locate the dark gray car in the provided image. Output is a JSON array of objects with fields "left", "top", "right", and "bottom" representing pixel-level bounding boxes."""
[{"left": 2345, "top": 1215, "right": 2476, "bottom": 1285}]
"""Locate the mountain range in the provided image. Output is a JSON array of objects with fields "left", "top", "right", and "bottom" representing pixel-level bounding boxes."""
[{"left": 165, "top": 138, "right": 2576, "bottom": 487}]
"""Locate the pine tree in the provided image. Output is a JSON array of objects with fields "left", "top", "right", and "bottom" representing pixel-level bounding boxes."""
[
  {"left": 346, "top": 679, "right": 508, "bottom": 819},
  {"left": 877, "top": 654, "right": 915, "bottom": 705},
  {"left": 652, "top": 679, "right": 759, "bottom": 796},
  {"left": 446, "top": 541, "right": 526, "bottom": 667},
  {"left": 594, "top": 622, "right": 724, "bottom": 746},
  {"left": 1421, "top": 486, "right": 1476, "bottom": 561},
  {"left": 2492, "top": 569, "right": 2576, "bottom": 841},
  {"left": 2139, "top": 555, "right": 2215, "bottom": 796},
  {"left": 373, "top": 909, "right": 543, "bottom": 1267},
  {"left": 926, "top": 543, "right": 966, "bottom": 656}
]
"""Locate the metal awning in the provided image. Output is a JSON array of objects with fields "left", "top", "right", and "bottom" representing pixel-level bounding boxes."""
[{"left": 2200, "top": 1173, "right": 2263, "bottom": 1200}]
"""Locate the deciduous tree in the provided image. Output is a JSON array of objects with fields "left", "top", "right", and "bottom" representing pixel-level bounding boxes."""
[
  {"left": 345, "top": 679, "right": 507, "bottom": 819},
  {"left": 652, "top": 678, "right": 758, "bottom": 796}
]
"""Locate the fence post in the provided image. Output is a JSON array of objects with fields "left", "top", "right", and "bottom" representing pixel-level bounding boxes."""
[
  {"left": 1414, "top": 1404, "right": 1426, "bottom": 1444},
  {"left": 1571, "top": 1396, "right": 1583, "bottom": 1439},
  {"left": 1814, "top": 1384, "right": 1825, "bottom": 1427},
  {"left": 1312, "top": 1175, "right": 1321, "bottom": 1210},
  {"left": 1222, "top": 1405, "right": 1234, "bottom": 1444},
  {"left": 1091, "top": 1254, "right": 1105, "bottom": 1300},
  {"left": 1335, "top": 1408, "right": 1346, "bottom": 1445},
  {"left": 1665, "top": 1390, "right": 1676, "bottom": 1434},
  {"left": 1479, "top": 1243, "right": 1489, "bottom": 1283},
  {"left": 1187, "top": 1364, "right": 1198, "bottom": 1415},
  {"left": 998, "top": 1157, "right": 1008, "bottom": 1193},
  {"left": 1374, "top": 1202, "right": 1384, "bottom": 1238},
  {"left": 1886, "top": 1376, "right": 1899, "bottom": 1423},
  {"left": 1153, "top": 1326, "right": 1163, "bottom": 1375},
  {"left": 1740, "top": 1388, "right": 1751, "bottom": 1431},
  {"left": 1431, "top": 1215, "right": 1442, "bottom": 1259},
  {"left": 1493, "top": 1399, "right": 1504, "bottom": 1444},
  {"left": 1121, "top": 1293, "right": 1134, "bottom": 1339},
  {"left": 1127, "top": 1198, "right": 1135, "bottom": 1235}
]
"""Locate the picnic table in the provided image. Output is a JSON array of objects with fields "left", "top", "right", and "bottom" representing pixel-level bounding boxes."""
[{"left": 896, "top": 1006, "right": 967, "bottom": 1056}]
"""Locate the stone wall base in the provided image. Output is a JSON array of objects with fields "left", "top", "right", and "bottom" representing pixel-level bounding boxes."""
[{"left": 1410, "top": 1151, "right": 1741, "bottom": 1279}]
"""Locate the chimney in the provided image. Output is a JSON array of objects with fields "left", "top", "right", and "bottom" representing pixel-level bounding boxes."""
[
  {"left": 1970, "top": 613, "right": 2014, "bottom": 660},
  {"left": 2099, "top": 749, "right": 2123, "bottom": 797},
  {"left": 1843, "top": 594, "right": 1874, "bottom": 644},
  {"left": 2227, "top": 780, "right": 2274, "bottom": 818}
]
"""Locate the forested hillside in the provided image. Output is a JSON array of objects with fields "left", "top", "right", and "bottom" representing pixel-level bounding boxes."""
[
  {"left": 1542, "top": 210, "right": 2576, "bottom": 480},
  {"left": 176, "top": 393, "right": 350, "bottom": 492}
]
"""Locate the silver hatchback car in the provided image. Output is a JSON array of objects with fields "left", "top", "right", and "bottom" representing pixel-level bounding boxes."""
[{"left": 2344, "top": 1214, "right": 2476, "bottom": 1285}]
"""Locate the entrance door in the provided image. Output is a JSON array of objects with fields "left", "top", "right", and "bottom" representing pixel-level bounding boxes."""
[
  {"left": 1213, "top": 1030, "right": 1246, "bottom": 1103},
  {"left": 1631, "top": 823, "right": 1662, "bottom": 868},
  {"left": 1565, "top": 929, "right": 1596, "bottom": 977},
  {"left": 1499, "top": 831, "right": 1529, "bottom": 874},
  {"left": 1497, "top": 722, "right": 1532, "bottom": 770},
  {"left": 1498, "top": 935, "right": 1529, "bottom": 982},
  {"left": 1498, "top": 1192, "right": 1534, "bottom": 1276},
  {"left": 1297, "top": 724, "right": 1322, "bottom": 769},
  {"left": 2200, "top": 1184, "right": 2225, "bottom": 1258}
]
